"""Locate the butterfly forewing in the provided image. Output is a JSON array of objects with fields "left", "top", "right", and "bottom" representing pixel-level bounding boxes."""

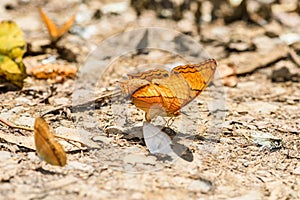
[
  {"left": 38, "top": 7, "right": 59, "bottom": 39},
  {"left": 128, "top": 68, "right": 169, "bottom": 81},
  {"left": 34, "top": 117, "right": 67, "bottom": 166},
  {"left": 38, "top": 7, "right": 75, "bottom": 42},
  {"left": 57, "top": 15, "right": 76, "bottom": 39},
  {"left": 172, "top": 59, "right": 217, "bottom": 93}
]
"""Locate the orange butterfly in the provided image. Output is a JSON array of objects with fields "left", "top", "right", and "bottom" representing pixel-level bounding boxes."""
[
  {"left": 38, "top": 7, "right": 75, "bottom": 43},
  {"left": 34, "top": 117, "right": 67, "bottom": 166},
  {"left": 119, "top": 59, "right": 217, "bottom": 122}
]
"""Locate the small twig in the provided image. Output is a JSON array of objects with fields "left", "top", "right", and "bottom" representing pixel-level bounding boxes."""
[
  {"left": 289, "top": 48, "right": 300, "bottom": 67},
  {"left": 0, "top": 117, "right": 91, "bottom": 149},
  {"left": 54, "top": 135, "right": 91, "bottom": 149},
  {"left": 0, "top": 117, "right": 33, "bottom": 131},
  {"left": 38, "top": 86, "right": 54, "bottom": 104}
]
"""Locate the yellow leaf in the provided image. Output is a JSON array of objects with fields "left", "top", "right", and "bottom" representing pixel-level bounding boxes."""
[
  {"left": 0, "top": 55, "right": 26, "bottom": 87},
  {"left": 0, "top": 21, "right": 26, "bottom": 62},
  {"left": 0, "top": 21, "right": 26, "bottom": 88}
]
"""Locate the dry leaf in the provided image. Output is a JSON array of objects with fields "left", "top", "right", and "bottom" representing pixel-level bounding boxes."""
[
  {"left": 217, "top": 62, "right": 238, "bottom": 87},
  {"left": 34, "top": 117, "right": 67, "bottom": 166},
  {"left": 28, "top": 63, "right": 77, "bottom": 82},
  {"left": 0, "top": 21, "right": 27, "bottom": 88}
]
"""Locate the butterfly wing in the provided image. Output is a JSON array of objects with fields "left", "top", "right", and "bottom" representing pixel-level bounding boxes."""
[
  {"left": 120, "top": 59, "right": 217, "bottom": 121},
  {"left": 143, "top": 122, "right": 173, "bottom": 154},
  {"left": 34, "top": 117, "right": 67, "bottom": 166},
  {"left": 119, "top": 78, "right": 150, "bottom": 97},
  {"left": 38, "top": 7, "right": 75, "bottom": 42},
  {"left": 152, "top": 75, "right": 190, "bottom": 115},
  {"left": 128, "top": 68, "right": 169, "bottom": 81},
  {"left": 38, "top": 7, "right": 59, "bottom": 40},
  {"left": 57, "top": 14, "right": 76, "bottom": 39},
  {"left": 171, "top": 58, "right": 217, "bottom": 105}
]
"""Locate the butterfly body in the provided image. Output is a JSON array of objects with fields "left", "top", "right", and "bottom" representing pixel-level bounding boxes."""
[{"left": 119, "top": 59, "right": 217, "bottom": 122}]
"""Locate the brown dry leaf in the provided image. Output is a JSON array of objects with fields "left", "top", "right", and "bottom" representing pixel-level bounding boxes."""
[
  {"left": 217, "top": 62, "right": 238, "bottom": 87},
  {"left": 223, "top": 45, "right": 289, "bottom": 75},
  {"left": 38, "top": 7, "right": 76, "bottom": 43},
  {"left": 34, "top": 117, "right": 67, "bottom": 167},
  {"left": 27, "top": 63, "right": 77, "bottom": 82}
]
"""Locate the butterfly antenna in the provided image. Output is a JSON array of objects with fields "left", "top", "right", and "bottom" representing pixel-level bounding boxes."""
[{"left": 180, "top": 111, "right": 189, "bottom": 116}]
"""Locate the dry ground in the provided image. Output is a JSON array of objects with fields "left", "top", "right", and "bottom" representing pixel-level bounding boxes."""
[{"left": 0, "top": 0, "right": 300, "bottom": 199}]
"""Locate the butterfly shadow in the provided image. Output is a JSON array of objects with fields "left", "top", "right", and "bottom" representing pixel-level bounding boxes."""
[
  {"left": 35, "top": 166, "right": 65, "bottom": 175},
  {"left": 123, "top": 123, "right": 194, "bottom": 162}
]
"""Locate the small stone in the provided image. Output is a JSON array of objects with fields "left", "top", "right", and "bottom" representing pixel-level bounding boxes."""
[
  {"left": 66, "top": 161, "right": 94, "bottom": 171},
  {"left": 123, "top": 154, "right": 156, "bottom": 165},
  {"left": 8, "top": 106, "right": 24, "bottom": 114},
  {"left": 271, "top": 67, "right": 292, "bottom": 82},
  {"left": 27, "top": 152, "right": 39, "bottom": 162},
  {"left": 14, "top": 116, "right": 35, "bottom": 128},
  {"left": 101, "top": 2, "right": 129, "bottom": 14},
  {"left": 105, "top": 126, "right": 124, "bottom": 136},
  {"left": 92, "top": 135, "right": 111, "bottom": 144},
  {"left": 52, "top": 97, "right": 70, "bottom": 105},
  {"left": 15, "top": 97, "right": 32, "bottom": 105},
  {"left": 293, "top": 166, "right": 300, "bottom": 175},
  {"left": 0, "top": 151, "right": 11, "bottom": 161},
  {"left": 280, "top": 32, "right": 300, "bottom": 45},
  {"left": 188, "top": 179, "right": 212, "bottom": 193}
]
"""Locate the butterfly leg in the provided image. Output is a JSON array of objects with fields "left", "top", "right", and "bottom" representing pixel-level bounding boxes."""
[{"left": 165, "top": 117, "right": 176, "bottom": 127}]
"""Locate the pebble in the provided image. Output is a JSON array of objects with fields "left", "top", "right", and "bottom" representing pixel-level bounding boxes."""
[
  {"left": 7, "top": 106, "right": 25, "bottom": 114},
  {"left": 279, "top": 32, "right": 300, "bottom": 45},
  {"left": 0, "top": 151, "right": 11, "bottom": 161},
  {"left": 237, "top": 101, "right": 279, "bottom": 115},
  {"left": 293, "top": 166, "right": 300, "bottom": 175},
  {"left": 67, "top": 161, "right": 94, "bottom": 171},
  {"left": 52, "top": 97, "right": 70, "bottom": 105},
  {"left": 105, "top": 126, "right": 124, "bottom": 136},
  {"left": 14, "top": 116, "right": 35, "bottom": 128},
  {"left": 101, "top": 2, "right": 129, "bottom": 14},
  {"left": 123, "top": 154, "right": 156, "bottom": 165},
  {"left": 76, "top": 4, "right": 94, "bottom": 23},
  {"left": 188, "top": 179, "right": 212, "bottom": 193},
  {"left": 27, "top": 152, "right": 39, "bottom": 162},
  {"left": 92, "top": 135, "right": 111, "bottom": 144},
  {"left": 15, "top": 97, "right": 32, "bottom": 105}
]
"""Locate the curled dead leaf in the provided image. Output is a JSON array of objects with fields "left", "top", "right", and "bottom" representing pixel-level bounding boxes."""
[
  {"left": 27, "top": 63, "right": 77, "bottom": 82},
  {"left": 217, "top": 62, "right": 238, "bottom": 87}
]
